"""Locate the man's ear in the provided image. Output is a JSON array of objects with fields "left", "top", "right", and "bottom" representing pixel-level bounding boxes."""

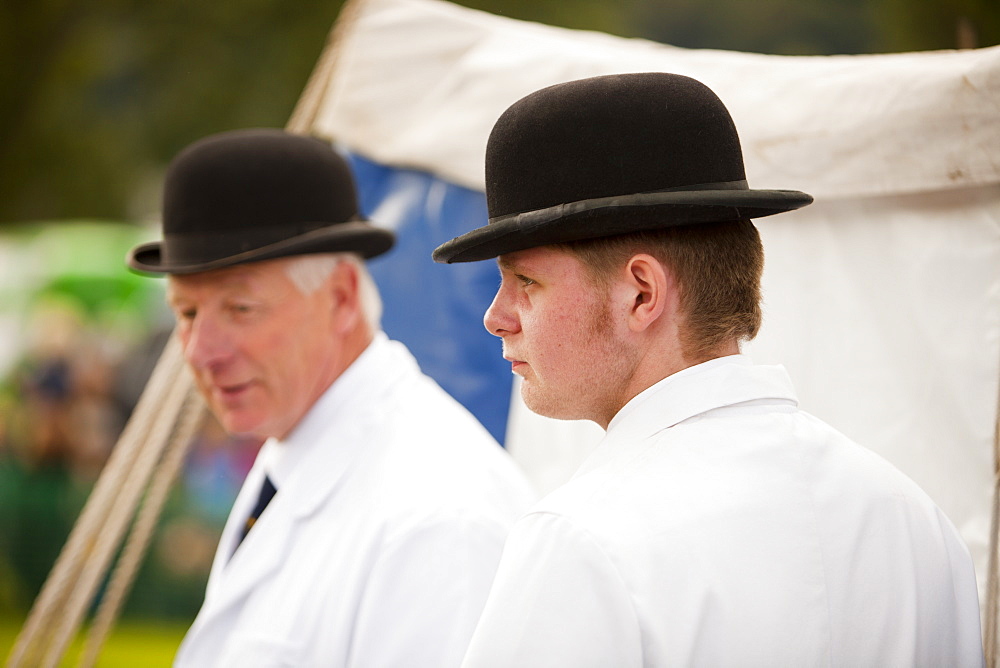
[
  {"left": 327, "top": 261, "right": 362, "bottom": 333},
  {"left": 623, "top": 254, "right": 674, "bottom": 333}
]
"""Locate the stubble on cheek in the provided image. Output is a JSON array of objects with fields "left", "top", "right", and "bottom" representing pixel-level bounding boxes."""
[{"left": 519, "top": 300, "right": 619, "bottom": 421}]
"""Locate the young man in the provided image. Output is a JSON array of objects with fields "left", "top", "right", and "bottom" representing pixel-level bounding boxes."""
[
  {"left": 128, "top": 129, "right": 536, "bottom": 666},
  {"left": 433, "top": 73, "right": 984, "bottom": 667}
]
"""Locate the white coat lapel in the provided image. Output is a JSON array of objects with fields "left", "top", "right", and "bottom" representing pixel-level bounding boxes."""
[
  {"left": 202, "top": 445, "right": 272, "bottom": 602},
  {"left": 193, "top": 431, "right": 361, "bottom": 634},
  {"left": 192, "top": 477, "right": 297, "bottom": 634}
]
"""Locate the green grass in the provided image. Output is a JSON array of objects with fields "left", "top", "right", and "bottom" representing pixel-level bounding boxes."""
[{"left": 1, "top": 616, "right": 188, "bottom": 667}]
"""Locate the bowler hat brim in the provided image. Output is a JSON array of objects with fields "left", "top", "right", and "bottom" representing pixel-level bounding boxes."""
[
  {"left": 128, "top": 222, "right": 395, "bottom": 275},
  {"left": 432, "top": 187, "right": 813, "bottom": 264}
]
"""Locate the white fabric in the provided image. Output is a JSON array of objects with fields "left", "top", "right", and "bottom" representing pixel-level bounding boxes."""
[
  {"left": 312, "top": 0, "right": 1000, "bottom": 606},
  {"left": 175, "top": 333, "right": 537, "bottom": 667},
  {"left": 749, "top": 188, "right": 1000, "bottom": 584},
  {"left": 316, "top": 0, "right": 1000, "bottom": 198},
  {"left": 463, "top": 357, "right": 984, "bottom": 668}
]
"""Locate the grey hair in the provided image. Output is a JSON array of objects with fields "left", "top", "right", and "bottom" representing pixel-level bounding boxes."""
[{"left": 284, "top": 253, "right": 383, "bottom": 329}]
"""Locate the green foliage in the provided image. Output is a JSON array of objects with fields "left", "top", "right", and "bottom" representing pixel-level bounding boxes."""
[
  {"left": 0, "top": 0, "right": 346, "bottom": 224},
  {"left": 874, "top": 0, "right": 1000, "bottom": 51},
  {"left": 630, "top": 0, "right": 881, "bottom": 55}
]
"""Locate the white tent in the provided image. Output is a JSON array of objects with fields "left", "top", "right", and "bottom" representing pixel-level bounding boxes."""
[{"left": 312, "top": 0, "right": 1000, "bottom": 609}]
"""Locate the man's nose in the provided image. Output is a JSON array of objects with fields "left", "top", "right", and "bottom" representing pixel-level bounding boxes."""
[
  {"left": 182, "top": 314, "right": 231, "bottom": 370},
  {"left": 484, "top": 288, "right": 519, "bottom": 338}
]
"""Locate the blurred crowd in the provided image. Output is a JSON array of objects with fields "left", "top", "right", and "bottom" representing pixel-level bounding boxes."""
[{"left": 0, "top": 295, "right": 262, "bottom": 621}]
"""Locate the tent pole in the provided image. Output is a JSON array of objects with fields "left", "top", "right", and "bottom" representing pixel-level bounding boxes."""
[
  {"left": 985, "top": 390, "right": 1000, "bottom": 667},
  {"left": 78, "top": 386, "right": 205, "bottom": 668},
  {"left": 987, "top": 479, "right": 998, "bottom": 667},
  {"left": 41, "top": 347, "right": 195, "bottom": 667},
  {"left": 287, "top": 0, "right": 367, "bottom": 134}
]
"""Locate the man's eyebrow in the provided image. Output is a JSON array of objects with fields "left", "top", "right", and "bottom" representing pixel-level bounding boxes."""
[{"left": 497, "top": 256, "right": 519, "bottom": 272}]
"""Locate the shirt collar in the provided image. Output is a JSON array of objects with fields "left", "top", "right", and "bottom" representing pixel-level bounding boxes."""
[{"left": 604, "top": 354, "right": 798, "bottom": 444}]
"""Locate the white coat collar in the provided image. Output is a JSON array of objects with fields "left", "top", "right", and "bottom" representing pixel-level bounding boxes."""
[{"left": 603, "top": 355, "right": 798, "bottom": 446}]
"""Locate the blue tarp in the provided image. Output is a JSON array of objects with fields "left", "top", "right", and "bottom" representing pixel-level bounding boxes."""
[{"left": 350, "top": 153, "right": 512, "bottom": 444}]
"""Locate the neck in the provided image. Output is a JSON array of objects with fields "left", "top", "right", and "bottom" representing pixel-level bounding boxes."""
[
  {"left": 596, "top": 338, "right": 740, "bottom": 429},
  {"left": 336, "top": 323, "right": 375, "bottom": 382}
]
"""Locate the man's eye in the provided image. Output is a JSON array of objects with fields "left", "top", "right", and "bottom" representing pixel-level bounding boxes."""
[
  {"left": 516, "top": 274, "right": 536, "bottom": 286},
  {"left": 230, "top": 304, "right": 256, "bottom": 315}
]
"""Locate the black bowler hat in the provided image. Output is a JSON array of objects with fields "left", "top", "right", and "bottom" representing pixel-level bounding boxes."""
[
  {"left": 433, "top": 72, "right": 812, "bottom": 263},
  {"left": 128, "top": 129, "right": 394, "bottom": 274}
]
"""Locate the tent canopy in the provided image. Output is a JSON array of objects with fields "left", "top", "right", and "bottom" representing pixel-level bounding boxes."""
[{"left": 314, "top": 0, "right": 1000, "bottom": 198}]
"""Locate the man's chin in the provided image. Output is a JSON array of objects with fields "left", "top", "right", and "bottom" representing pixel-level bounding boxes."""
[
  {"left": 520, "top": 387, "right": 580, "bottom": 422},
  {"left": 215, "top": 411, "right": 269, "bottom": 439}
]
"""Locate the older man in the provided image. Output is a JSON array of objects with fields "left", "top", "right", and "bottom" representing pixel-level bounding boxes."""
[
  {"left": 128, "top": 129, "right": 535, "bottom": 666},
  {"left": 433, "top": 73, "right": 984, "bottom": 667}
]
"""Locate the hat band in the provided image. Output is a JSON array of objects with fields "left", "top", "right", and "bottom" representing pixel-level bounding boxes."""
[
  {"left": 490, "top": 179, "right": 750, "bottom": 231},
  {"left": 161, "top": 222, "right": 342, "bottom": 264}
]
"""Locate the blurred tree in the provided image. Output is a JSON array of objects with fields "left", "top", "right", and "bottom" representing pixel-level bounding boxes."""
[
  {"left": 0, "top": 0, "right": 996, "bottom": 225},
  {"left": 461, "top": 0, "right": 634, "bottom": 36},
  {"left": 0, "top": 0, "right": 346, "bottom": 224},
  {"left": 629, "top": 0, "right": 881, "bottom": 55},
  {"left": 874, "top": 0, "right": 999, "bottom": 51}
]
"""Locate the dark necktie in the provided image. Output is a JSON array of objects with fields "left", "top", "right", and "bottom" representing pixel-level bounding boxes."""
[{"left": 239, "top": 474, "right": 277, "bottom": 545}]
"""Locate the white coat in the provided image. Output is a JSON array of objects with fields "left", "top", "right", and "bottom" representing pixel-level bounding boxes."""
[
  {"left": 175, "top": 334, "right": 537, "bottom": 667},
  {"left": 462, "top": 355, "right": 984, "bottom": 668}
]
